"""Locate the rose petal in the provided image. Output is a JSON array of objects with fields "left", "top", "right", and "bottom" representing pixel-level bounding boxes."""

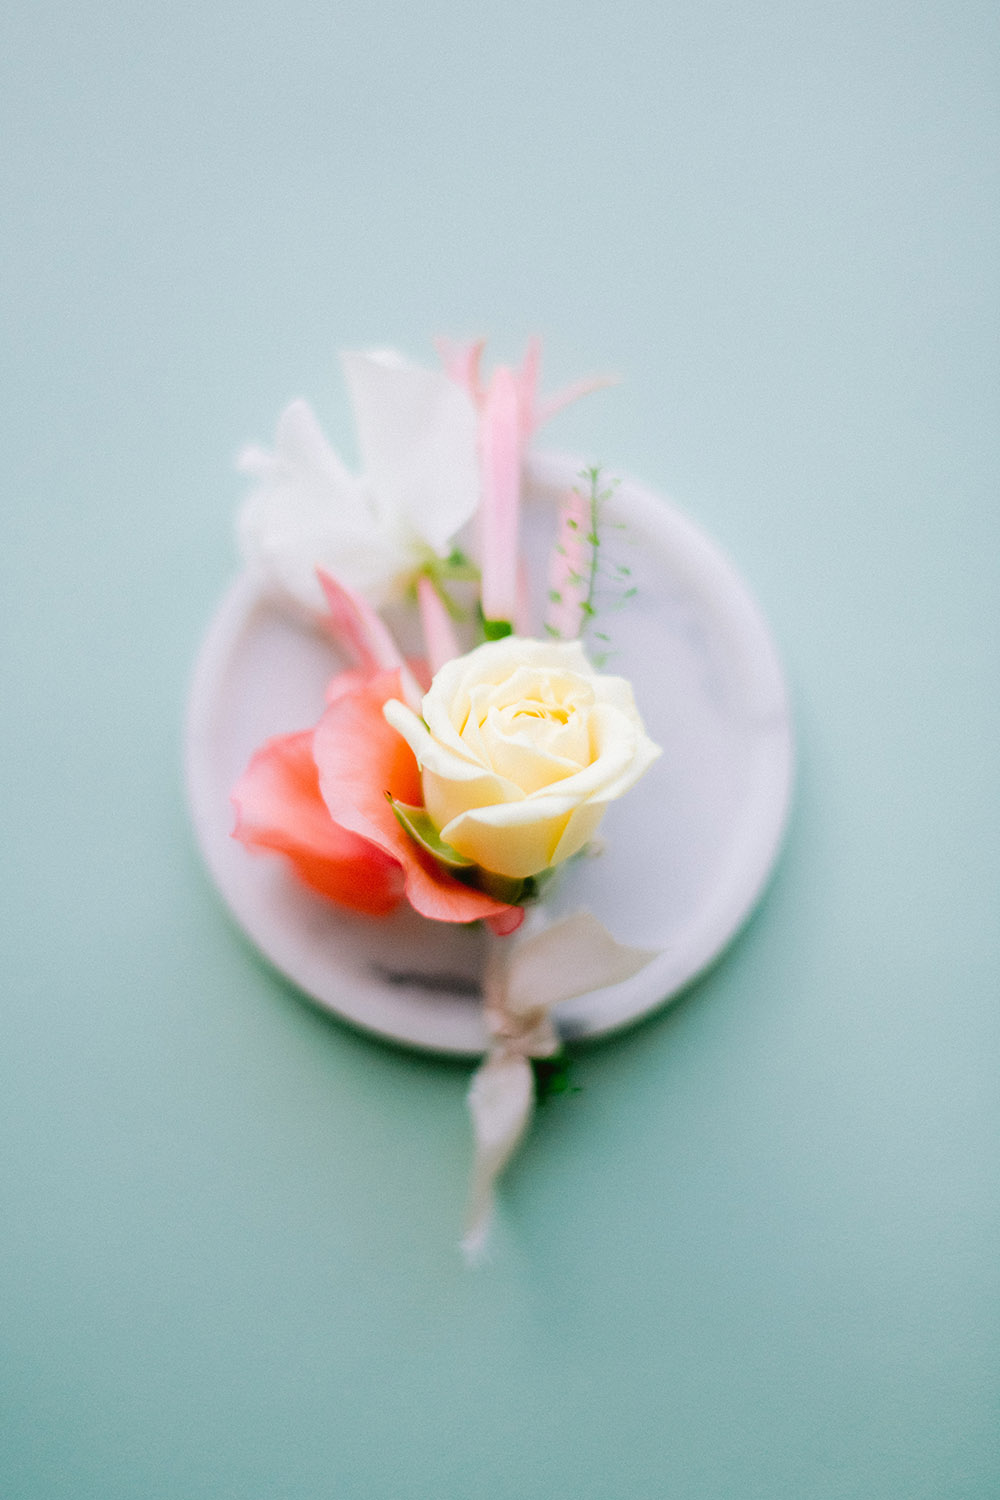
[
  {"left": 383, "top": 698, "right": 521, "bottom": 827},
  {"left": 315, "top": 674, "right": 518, "bottom": 925},
  {"left": 232, "top": 730, "right": 405, "bottom": 915},
  {"left": 476, "top": 710, "right": 582, "bottom": 794},
  {"left": 440, "top": 796, "right": 578, "bottom": 878},
  {"left": 420, "top": 763, "right": 523, "bottom": 840},
  {"left": 546, "top": 799, "right": 609, "bottom": 868}
]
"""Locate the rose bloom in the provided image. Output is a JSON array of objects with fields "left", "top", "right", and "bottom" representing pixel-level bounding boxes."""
[{"left": 384, "top": 637, "right": 661, "bottom": 879}]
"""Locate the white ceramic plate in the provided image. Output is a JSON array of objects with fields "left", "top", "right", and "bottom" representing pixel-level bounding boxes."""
[{"left": 185, "top": 453, "right": 793, "bottom": 1055}]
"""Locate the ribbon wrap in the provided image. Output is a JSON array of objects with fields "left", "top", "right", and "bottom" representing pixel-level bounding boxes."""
[{"left": 461, "top": 911, "right": 657, "bottom": 1260}]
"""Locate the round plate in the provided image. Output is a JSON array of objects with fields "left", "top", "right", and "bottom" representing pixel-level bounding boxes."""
[{"left": 185, "top": 453, "right": 793, "bottom": 1055}]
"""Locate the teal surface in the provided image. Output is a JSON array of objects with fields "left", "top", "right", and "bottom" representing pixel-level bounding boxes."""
[{"left": 2, "top": 3, "right": 998, "bottom": 1496}]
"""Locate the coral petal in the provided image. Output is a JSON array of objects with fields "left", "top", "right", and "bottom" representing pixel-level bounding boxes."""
[
  {"left": 232, "top": 730, "right": 405, "bottom": 915},
  {"left": 485, "top": 907, "right": 525, "bottom": 937},
  {"left": 314, "top": 674, "right": 518, "bottom": 925}
]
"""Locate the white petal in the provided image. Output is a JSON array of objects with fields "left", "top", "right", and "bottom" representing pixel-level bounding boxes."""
[
  {"left": 272, "top": 399, "right": 354, "bottom": 488},
  {"left": 236, "top": 400, "right": 396, "bottom": 612},
  {"left": 382, "top": 696, "right": 433, "bottom": 757},
  {"left": 341, "top": 350, "right": 480, "bottom": 555},
  {"left": 503, "top": 912, "right": 658, "bottom": 1015}
]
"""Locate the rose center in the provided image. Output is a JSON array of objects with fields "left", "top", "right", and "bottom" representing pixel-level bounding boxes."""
[{"left": 510, "top": 704, "right": 570, "bottom": 726}]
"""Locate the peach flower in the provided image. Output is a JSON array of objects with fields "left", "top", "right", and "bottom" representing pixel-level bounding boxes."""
[{"left": 233, "top": 667, "right": 522, "bottom": 931}]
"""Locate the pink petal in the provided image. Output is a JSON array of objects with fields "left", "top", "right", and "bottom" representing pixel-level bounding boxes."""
[
  {"left": 485, "top": 907, "right": 525, "bottom": 937},
  {"left": 325, "top": 664, "right": 430, "bottom": 724},
  {"left": 417, "top": 574, "right": 460, "bottom": 674},
  {"left": 434, "top": 336, "right": 486, "bottom": 405},
  {"left": 515, "top": 558, "right": 533, "bottom": 636},
  {"left": 316, "top": 567, "right": 404, "bottom": 673},
  {"left": 324, "top": 667, "right": 373, "bottom": 705},
  {"left": 232, "top": 730, "right": 405, "bottom": 915},
  {"left": 535, "top": 374, "right": 618, "bottom": 429},
  {"left": 314, "top": 673, "right": 519, "bottom": 926},
  {"left": 478, "top": 366, "right": 522, "bottom": 626},
  {"left": 513, "top": 336, "right": 542, "bottom": 436}
]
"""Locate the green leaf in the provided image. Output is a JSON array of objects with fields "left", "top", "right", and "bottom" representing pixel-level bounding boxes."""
[
  {"left": 532, "top": 1053, "right": 582, "bottom": 1104},
  {"left": 482, "top": 617, "right": 513, "bottom": 641},
  {"left": 386, "top": 798, "right": 475, "bottom": 870}
]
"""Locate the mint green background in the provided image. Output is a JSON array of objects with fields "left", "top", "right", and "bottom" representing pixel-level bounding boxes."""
[{"left": 2, "top": 3, "right": 998, "bottom": 1496}]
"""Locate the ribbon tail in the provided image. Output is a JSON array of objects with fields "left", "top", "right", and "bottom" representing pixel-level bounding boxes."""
[{"left": 461, "top": 1051, "right": 535, "bottom": 1263}]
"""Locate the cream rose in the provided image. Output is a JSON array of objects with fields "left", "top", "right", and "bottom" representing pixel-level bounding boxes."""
[{"left": 383, "top": 637, "right": 661, "bottom": 879}]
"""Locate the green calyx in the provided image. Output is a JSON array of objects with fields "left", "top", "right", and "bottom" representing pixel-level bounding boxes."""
[
  {"left": 386, "top": 796, "right": 530, "bottom": 906},
  {"left": 387, "top": 798, "right": 475, "bottom": 869}
]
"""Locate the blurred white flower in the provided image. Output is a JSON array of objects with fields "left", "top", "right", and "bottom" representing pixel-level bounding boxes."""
[{"left": 237, "top": 349, "right": 480, "bottom": 614}]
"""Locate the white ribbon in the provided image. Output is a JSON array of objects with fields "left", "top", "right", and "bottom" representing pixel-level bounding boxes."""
[{"left": 461, "top": 912, "right": 657, "bottom": 1260}]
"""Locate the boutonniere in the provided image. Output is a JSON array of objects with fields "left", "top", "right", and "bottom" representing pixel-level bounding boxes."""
[{"left": 187, "top": 337, "right": 793, "bottom": 1257}]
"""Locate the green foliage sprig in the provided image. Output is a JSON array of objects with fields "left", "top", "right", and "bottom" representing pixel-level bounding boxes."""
[{"left": 547, "top": 465, "right": 636, "bottom": 665}]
